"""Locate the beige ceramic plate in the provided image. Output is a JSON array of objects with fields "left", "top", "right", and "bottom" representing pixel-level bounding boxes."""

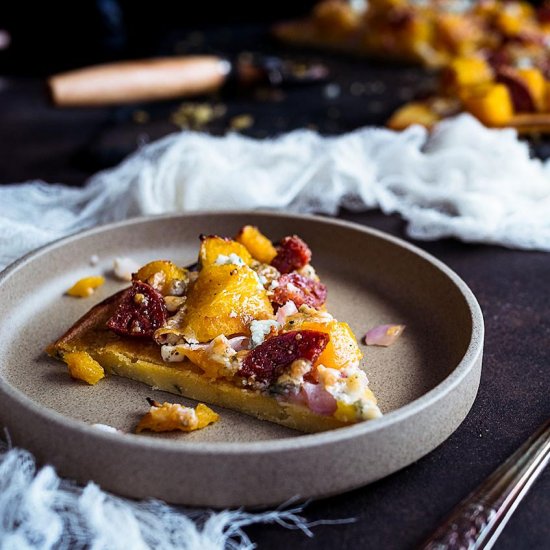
[{"left": 0, "top": 212, "right": 483, "bottom": 507}]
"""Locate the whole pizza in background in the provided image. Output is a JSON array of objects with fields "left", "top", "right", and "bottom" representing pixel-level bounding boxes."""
[{"left": 274, "top": 0, "right": 550, "bottom": 132}]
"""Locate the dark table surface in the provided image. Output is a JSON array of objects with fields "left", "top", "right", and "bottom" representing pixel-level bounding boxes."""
[{"left": 0, "top": 24, "right": 549, "bottom": 550}]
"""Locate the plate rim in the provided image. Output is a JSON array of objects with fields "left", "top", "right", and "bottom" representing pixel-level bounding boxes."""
[{"left": 0, "top": 210, "right": 484, "bottom": 453}]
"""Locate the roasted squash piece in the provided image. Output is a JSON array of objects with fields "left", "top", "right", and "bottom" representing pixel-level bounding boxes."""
[
  {"left": 235, "top": 225, "right": 277, "bottom": 264},
  {"left": 63, "top": 351, "right": 105, "bottom": 384},
  {"left": 387, "top": 101, "right": 441, "bottom": 130},
  {"left": 496, "top": 68, "right": 536, "bottom": 113},
  {"left": 173, "top": 335, "right": 239, "bottom": 379},
  {"left": 462, "top": 83, "right": 514, "bottom": 126},
  {"left": 441, "top": 56, "right": 493, "bottom": 94},
  {"left": 135, "top": 401, "right": 219, "bottom": 433},
  {"left": 495, "top": 4, "right": 533, "bottom": 36},
  {"left": 134, "top": 260, "right": 188, "bottom": 296},
  {"left": 66, "top": 276, "right": 105, "bottom": 298},
  {"left": 199, "top": 236, "right": 253, "bottom": 268},
  {"left": 300, "top": 320, "right": 363, "bottom": 370},
  {"left": 434, "top": 15, "right": 481, "bottom": 57},
  {"left": 176, "top": 264, "right": 273, "bottom": 342},
  {"left": 195, "top": 403, "right": 221, "bottom": 428},
  {"left": 517, "top": 68, "right": 546, "bottom": 111}
]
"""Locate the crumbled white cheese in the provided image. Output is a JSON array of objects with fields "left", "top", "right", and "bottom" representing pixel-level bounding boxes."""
[
  {"left": 297, "top": 264, "right": 318, "bottom": 281},
  {"left": 92, "top": 423, "right": 119, "bottom": 433},
  {"left": 444, "top": 0, "right": 472, "bottom": 14},
  {"left": 268, "top": 279, "right": 279, "bottom": 290},
  {"left": 89, "top": 254, "right": 99, "bottom": 266},
  {"left": 147, "top": 271, "right": 166, "bottom": 291},
  {"left": 113, "top": 257, "right": 141, "bottom": 281},
  {"left": 349, "top": 0, "right": 367, "bottom": 13},
  {"left": 284, "top": 305, "right": 333, "bottom": 330},
  {"left": 318, "top": 365, "right": 368, "bottom": 404},
  {"left": 249, "top": 319, "right": 281, "bottom": 348},
  {"left": 516, "top": 57, "right": 534, "bottom": 69},
  {"left": 275, "top": 300, "right": 299, "bottom": 325},
  {"left": 161, "top": 335, "right": 241, "bottom": 378},
  {"left": 161, "top": 344, "right": 185, "bottom": 362},
  {"left": 286, "top": 282, "right": 300, "bottom": 293},
  {"left": 276, "top": 358, "right": 312, "bottom": 389},
  {"left": 168, "top": 278, "right": 187, "bottom": 296},
  {"left": 253, "top": 271, "right": 265, "bottom": 290},
  {"left": 181, "top": 407, "right": 198, "bottom": 426},
  {"left": 164, "top": 295, "right": 186, "bottom": 313},
  {"left": 208, "top": 334, "right": 238, "bottom": 359},
  {"left": 316, "top": 365, "right": 341, "bottom": 390},
  {"left": 214, "top": 253, "right": 245, "bottom": 266},
  {"left": 254, "top": 264, "right": 280, "bottom": 287},
  {"left": 317, "top": 364, "right": 379, "bottom": 420}
]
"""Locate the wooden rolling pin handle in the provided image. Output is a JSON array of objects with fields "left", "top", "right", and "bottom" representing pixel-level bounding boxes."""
[{"left": 48, "top": 55, "right": 231, "bottom": 107}]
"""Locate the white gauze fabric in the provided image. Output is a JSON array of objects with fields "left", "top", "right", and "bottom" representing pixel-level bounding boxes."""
[
  {"left": 0, "top": 437, "right": 352, "bottom": 550},
  {"left": 1, "top": 113, "right": 550, "bottom": 270}
]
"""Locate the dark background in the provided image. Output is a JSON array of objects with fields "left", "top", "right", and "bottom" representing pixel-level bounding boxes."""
[
  {"left": 0, "top": 1, "right": 318, "bottom": 74},
  {"left": 0, "top": 2, "right": 548, "bottom": 549}
]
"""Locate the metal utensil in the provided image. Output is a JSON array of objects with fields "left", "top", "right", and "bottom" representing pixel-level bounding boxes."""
[{"left": 421, "top": 418, "right": 550, "bottom": 549}]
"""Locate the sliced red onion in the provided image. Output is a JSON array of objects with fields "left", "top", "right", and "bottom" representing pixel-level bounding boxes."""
[
  {"left": 227, "top": 336, "right": 250, "bottom": 352},
  {"left": 279, "top": 390, "right": 307, "bottom": 407},
  {"left": 302, "top": 382, "right": 337, "bottom": 415},
  {"left": 364, "top": 324, "right": 405, "bottom": 347},
  {"left": 275, "top": 300, "right": 298, "bottom": 324}
]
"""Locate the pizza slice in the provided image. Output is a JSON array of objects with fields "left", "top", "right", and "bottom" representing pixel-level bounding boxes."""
[{"left": 47, "top": 225, "right": 381, "bottom": 433}]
